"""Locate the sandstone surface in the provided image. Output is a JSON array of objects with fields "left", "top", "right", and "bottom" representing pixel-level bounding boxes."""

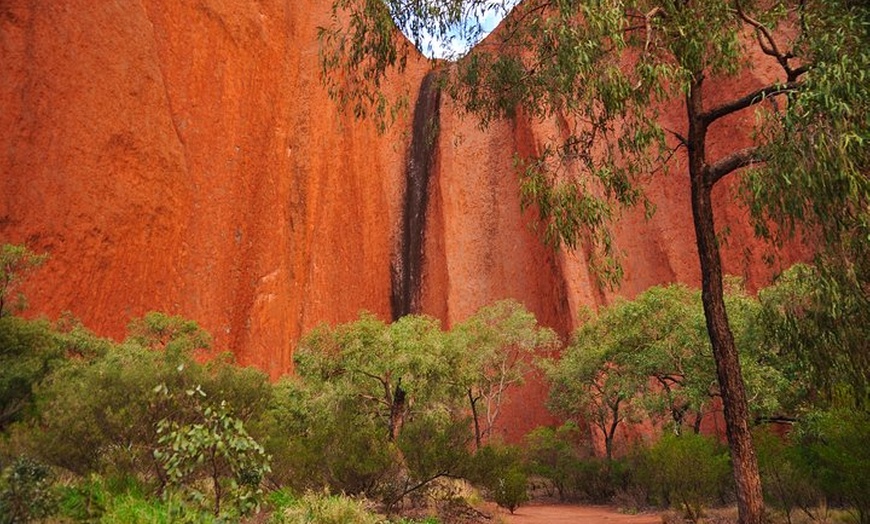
[{"left": 1, "top": 1, "right": 805, "bottom": 438}]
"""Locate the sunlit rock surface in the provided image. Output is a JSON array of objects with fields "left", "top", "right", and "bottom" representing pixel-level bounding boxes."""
[{"left": 1, "top": 1, "right": 805, "bottom": 438}]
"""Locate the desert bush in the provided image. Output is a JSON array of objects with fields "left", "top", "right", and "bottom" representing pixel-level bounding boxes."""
[
  {"left": 261, "top": 378, "right": 401, "bottom": 497},
  {"left": 0, "top": 317, "right": 64, "bottom": 432},
  {"left": 393, "top": 411, "right": 473, "bottom": 504},
  {"left": 154, "top": 392, "right": 271, "bottom": 518},
  {"left": 754, "top": 427, "right": 823, "bottom": 524},
  {"left": 492, "top": 467, "right": 528, "bottom": 514},
  {"left": 0, "top": 244, "right": 47, "bottom": 318},
  {"left": 0, "top": 456, "right": 57, "bottom": 523},
  {"left": 12, "top": 315, "right": 270, "bottom": 488},
  {"left": 272, "top": 491, "right": 388, "bottom": 524},
  {"left": 523, "top": 422, "right": 589, "bottom": 500},
  {"left": 793, "top": 408, "right": 870, "bottom": 524},
  {"left": 635, "top": 433, "right": 731, "bottom": 521},
  {"left": 466, "top": 443, "right": 528, "bottom": 512},
  {"left": 573, "top": 456, "right": 624, "bottom": 503}
]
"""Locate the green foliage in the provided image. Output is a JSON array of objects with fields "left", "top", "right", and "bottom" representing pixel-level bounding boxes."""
[
  {"left": 54, "top": 474, "right": 226, "bottom": 523},
  {"left": 272, "top": 491, "right": 388, "bottom": 524},
  {"left": 13, "top": 314, "right": 270, "bottom": 483},
  {"left": 258, "top": 377, "right": 394, "bottom": 495},
  {"left": 0, "top": 456, "right": 57, "bottom": 523},
  {"left": 493, "top": 467, "right": 528, "bottom": 514},
  {"left": 56, "top": 475, "right": 112, "bottom": 521},
  {"left": 525, "top": 424, "right": 626, "bottom": 504},
  {"left": 466, "top": 443, "right": 528, "bottom": 513},
  {"left": 0, "top": 317, "right": 63, "bottom": 432},
  {"left": 757, "top": 264, "right": 869, "bottom": 406},
  {"left": 295, "top": 313, "right": 456, "bottom": 435},
  {"left": 753, "top": 427, "right": 823, "bottom": 524},
  {"left": 0, "top": 244, "right": 47, "bottom": 317},
  {"left": 793, "top": 408, "right": 870, "bottom": 524},
  {"left": 397, "top": 412, "right": 473, "bottom": 486},
  {"left": 545, "top": 281, "right": 795, "bottom": 453},
  {"left": 523, "top": 422, "right": 592, "bottom": 501},
  {"left": 290, "top": 312, "right": 471, "bottom": 502},
  {"left": 449, "top": 299, "right": 558, "bottom": 448},
  {"left": 636, "top": 433, "right": 732, "bottom": 522},
  {"left": 155, "top": 393, "right": 271, "bottom": 518},
  {"left": 126, "top": 311, "right": 212, "bottom": 354},
  {"left": 544, "top": 319, "right": 646, "bottom": 460},
  {"left": 742, "top": 1, "right": 870, "bottom": 407}
]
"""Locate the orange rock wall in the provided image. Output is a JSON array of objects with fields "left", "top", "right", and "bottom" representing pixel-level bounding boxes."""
[
  {"left": 2, "top": 1, "right": 804, "bottom": 436},
  {"left": 1, "top": 0, "right": 427, "bottom": 377}
]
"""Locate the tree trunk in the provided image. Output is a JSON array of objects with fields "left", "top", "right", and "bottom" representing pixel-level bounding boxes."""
[
  {"left": 469, "top": 389, "right": 482, "bottom": 450},
  {"left": 686, "top": 81, "right": 765, "bottom": 524},
  {"left": 388, "top": 379, "right": 406, "bottom": 442}
]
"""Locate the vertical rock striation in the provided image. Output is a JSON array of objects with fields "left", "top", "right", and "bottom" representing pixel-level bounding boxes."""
[{"left": 391, "top": 72, "right": 441, "bottom": 320}]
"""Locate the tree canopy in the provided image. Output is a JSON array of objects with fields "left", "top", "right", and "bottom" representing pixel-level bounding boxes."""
[{"left": 319, "top": 2, "right": 869, "bottom": 523}]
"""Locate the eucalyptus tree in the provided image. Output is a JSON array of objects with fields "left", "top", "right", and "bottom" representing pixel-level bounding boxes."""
[
  {"left": 294, "top": 312, "right": 458, "bottom": 443},
  {"left": 449, "top": 299, "right": 558, "bottom": 449},
  {"left": 545, "top": 281, "right": 789, "bottom": 459},
  {"left": 757, "top": 264, "right": 869, "bottom": 407},
  {"left": 545, "top": 335, "right": 646, "bottom": 462},
  {"left": 292, "top": 312, "right": 473, "bottom": 503},
  {"left": 319, "top": 2, "right": 869, "bottom": 522}
]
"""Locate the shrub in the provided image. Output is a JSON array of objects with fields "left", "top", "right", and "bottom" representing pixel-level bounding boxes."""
[
  {"left": 754, "top": 427, "right": 823, "bottom": 524},
  {"left": 636, "top": 433, "right": 731, "bottom": 521},
  {"left": 56, "top": 475, "right": 111, "bottom": 521},
  {"left": 272, "top": 492, "right": 388, "bottom": 524},
  {"left": 0, "top": 456, "right": 57, "bottom": 523},
  {"left": 493, "top": 467, "right": 528, "bottom": 514},
  {"left": 259, "top": 379, "right": 400, "bottom": 497},
  {"left": 0, "top": 317, "right": 63, "bottom": 432},
  {"left": 794, "top": 408, "right": 870, "bottom": 524},
  {"left": 15, "top": 318, "right": 270, "bottom": 485},
  {"left": 467, "top": 443, "right": 528, "bottom": 512},
  {"left": 524, "top": 423, "right": 589, "bottom": 500},
  {"left": 154, "top": 393, "right": 271, "bottom": 518}
]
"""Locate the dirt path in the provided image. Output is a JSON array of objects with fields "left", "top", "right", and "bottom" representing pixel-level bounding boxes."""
[{"left": 499, "top": 504, "right": 662, "bottom": 524}]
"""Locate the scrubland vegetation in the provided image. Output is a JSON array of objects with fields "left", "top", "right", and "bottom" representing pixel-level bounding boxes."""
[{"left": 1, "top": 243, "right": 867, "bottom": 523}]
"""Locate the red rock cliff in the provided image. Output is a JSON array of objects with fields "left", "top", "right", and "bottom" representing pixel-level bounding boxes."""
[{"left": 1, "top": 1, "right": 803, "bottom": 436}]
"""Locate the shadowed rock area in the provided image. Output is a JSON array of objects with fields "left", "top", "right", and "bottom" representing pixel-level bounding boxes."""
[{"left": 392, "top": 72, "right": 441, "bottom": 321}]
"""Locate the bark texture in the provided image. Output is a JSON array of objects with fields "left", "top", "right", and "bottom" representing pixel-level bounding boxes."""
[{"left": 687, "top": 80, "right": 766, "bottom": 524}]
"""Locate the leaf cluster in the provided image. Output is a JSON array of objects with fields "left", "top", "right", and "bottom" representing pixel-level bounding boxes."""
[
  {"left": 155, "top": 395, "right": 271, "bottom": 517},
  {"left": 0, "top": 244, "right": 47, "bottom": 317}
]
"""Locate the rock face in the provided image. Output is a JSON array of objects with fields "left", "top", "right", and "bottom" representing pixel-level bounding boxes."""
[{"left": 1, "top": 1, "right": 804, "bottom": 437}]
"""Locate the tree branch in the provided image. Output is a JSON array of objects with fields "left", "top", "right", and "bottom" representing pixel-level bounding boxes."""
[
  {"left": 735, "top": 0, "right": 807, "bottom": 81},
  {"left": 708, "top": 146, "right": 763, "bottom": 186},
  {"left": 702, "top": 82, "right": 799, "bottom": 126}
]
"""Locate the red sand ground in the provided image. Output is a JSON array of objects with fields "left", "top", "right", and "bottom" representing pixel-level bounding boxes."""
[{"left": 501, "top": 504, "right": 662, "bottom": 524}]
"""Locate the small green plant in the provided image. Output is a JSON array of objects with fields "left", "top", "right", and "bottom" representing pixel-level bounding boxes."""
[
  {"left": 272, "top": 491, "right": 388, "bottom": 524},
  {"left": 795, "top": 408, "right": 870, "bottom": 524},
  {"left": 0, "top": 456, "right": 57, "bottom": 523},
  {"left": 0, "top": 244, "right": 47, "bottom": 318},
  {"left": 55, "top": 475, "right": 110, "bottom": 521},
  {"left": 154, "top": 389, "right": 271, "bottom": 518},
  {"left": 524, "top": 423, "right": 582, "bottom": 500},
  {"left": 468, "top": 443, "right": 529, "bottom": 513},
  {"left": 493, "top": 466, "right": 528, "bottom": 514},
  {"left": 754, "top": 427, "right": 823, "bottom": 524}
]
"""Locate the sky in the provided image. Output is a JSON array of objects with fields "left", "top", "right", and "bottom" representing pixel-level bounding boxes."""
[{"left": 406, "top": 1, "right": 522, "bottom": 59}]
